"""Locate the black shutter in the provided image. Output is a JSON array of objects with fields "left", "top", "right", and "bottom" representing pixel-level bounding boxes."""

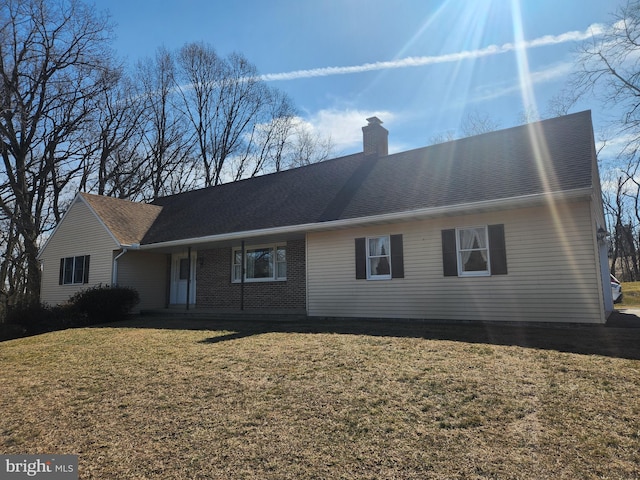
[
  {"left": 83, "top": 255, "right": 91, "bottom": 284},
  {"left": 355, "top": 237, "right": 366, "bottom": 279},
  {"left": 59, "top": 258, "right": 65, "bottom": 285},
  {"left": 441, "top": 229, "right": 458, "bottom": 276},
  {"left": 390, "top": 234, "right": 404, "bottom": 278},
  {"left": 488, "top": 224, "right": 508, "bottom": 275}
]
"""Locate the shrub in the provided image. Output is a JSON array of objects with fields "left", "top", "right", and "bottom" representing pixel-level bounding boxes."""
[
  {"left": 1, "top": 286, "right": 140, "bottom": 340},
  {"left": 0, "top": 322, "right": 27, "bottom": 341},
  {"left": 68, "top": 285, "right": 139, "bottom": 325},
  {"left": 6, "top": 302, "right": 51, "bottom": 332},
  {"left": 6, "top": 302, "right": 78, "bottom": 335}
]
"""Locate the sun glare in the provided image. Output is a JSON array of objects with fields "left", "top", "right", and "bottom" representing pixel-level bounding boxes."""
[
  {"left": 396, "top": 0, "right": 509, "bottom": 130},
  {"left": 509, "top": 0, "right": 592, "bottom": 300}
]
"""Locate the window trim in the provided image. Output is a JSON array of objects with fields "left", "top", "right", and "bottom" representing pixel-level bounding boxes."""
[
  {"left": 456, "top": 226, "right": 490, "bottom": 277},
  {"left": 366, "top": 235, "right": 392, "bottom": 280},
  {"left": 232, "top": 243, "right": 287, "bottom": 283},
  {"left": 59, "top": 255, "right": 90, "bottom": 285}
]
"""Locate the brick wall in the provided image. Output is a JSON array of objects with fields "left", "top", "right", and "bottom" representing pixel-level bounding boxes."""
[{"left": 196, "top": 238, "right": 306, "bottom": 310}]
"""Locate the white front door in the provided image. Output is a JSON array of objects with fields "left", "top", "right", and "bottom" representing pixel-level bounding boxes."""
[{"left": 170, "top": 253, "right": 196, "bottom": 305}]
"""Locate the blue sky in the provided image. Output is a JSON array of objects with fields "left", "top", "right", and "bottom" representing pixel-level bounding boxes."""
[{"left": 92, "top": 0, "right": 626, "bottom": 157}]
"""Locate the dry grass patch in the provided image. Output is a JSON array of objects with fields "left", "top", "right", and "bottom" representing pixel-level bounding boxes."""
[
  {"left": 620, "top": 281, "right": 640, "bottom": 307},
  {"left": 1, "top": 318, "right": 639, "bottom": 479}
]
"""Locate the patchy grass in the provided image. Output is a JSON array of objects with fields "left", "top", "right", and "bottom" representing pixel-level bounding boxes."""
[
  {"left": 1, "top": 317, "right": 639, "bottom": 479},
  {"left": 620, "top": 281, "right": 640, "bottom": 307}
]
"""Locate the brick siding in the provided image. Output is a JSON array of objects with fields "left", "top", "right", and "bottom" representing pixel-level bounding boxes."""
[{"left": 195, "top": 238, "right": 306, "bottom": 310}]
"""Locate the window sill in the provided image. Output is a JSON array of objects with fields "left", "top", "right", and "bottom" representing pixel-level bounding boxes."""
[
  {"left": 232, "top": 278, "right": 287, "bottom": 284},
  {"left": 459, "top": 272, "right": 491, "bottom": 277}
]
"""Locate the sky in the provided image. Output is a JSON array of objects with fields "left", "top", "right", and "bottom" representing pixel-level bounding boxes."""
[{"left": 91, "top": 0, "right": 627, "bottom": 158}]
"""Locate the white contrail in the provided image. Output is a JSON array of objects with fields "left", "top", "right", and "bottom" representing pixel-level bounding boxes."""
[{"left": 260, "top": 23, "right": 605, "bottom": 82}]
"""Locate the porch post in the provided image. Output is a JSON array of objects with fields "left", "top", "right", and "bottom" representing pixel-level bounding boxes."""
[
  {"left": 165, "top": 254, "right": 171, "bottom": 308},
  {"left": 186, "top": 246, "right": 191, "bottom": 311},
  {"left": 240, "top": 240, "right": 245, "bottom": 311}
]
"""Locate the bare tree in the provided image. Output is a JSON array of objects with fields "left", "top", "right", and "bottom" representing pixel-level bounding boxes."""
[
  {"left": 284, "top": 121, "right": 334, "bottom": 169},
  {"left": 545, "top": 90, "right": 579, "bottom": 118},
  {"left": 516, "top": 107, "right": 541, "bottom": 125},
  {"left": 69, "top": 69, "right": 151, "bottom": 200},
  {"left": 429, "top": 130, "right": 457, "bottom": 145},
  {"left": 176, "top": 43, "right": 320, "bottom": 185},
  {"left": 232, "top": 89, "right": 299, "bottom": 178},
  {"left": 573, "top": 0, "right": 640, "bottom": 280},
  {"left": 209, "top": 52, "right": 269, "bottom": 186},
  {"left": 574, "top": 2, "right": 640, "bottom": 156},
  {"left": 176, "top": 42, "right": 220, "bottom": 186},
  {"left": 429, "top": 111, "right": 499, "bottom": 145},
  {"left": 460, "top": 111, "right": 501, "bottom": 137},
  {"left": 0, "top": 0, "right": 116, "bottom": 304},
  {"left": 0, "top": 199, "right": 25, "bottom": 316},
  {"left": 136, "top": 47, "right": 193, "bottom": 200}
]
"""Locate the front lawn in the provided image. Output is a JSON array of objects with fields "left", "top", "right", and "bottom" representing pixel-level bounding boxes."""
[
  {"left": 620, "top": 281, "right": 640, "bottom": 307},
  {"left": 1, "top": 318, "right": 639, "bottom": 479}
]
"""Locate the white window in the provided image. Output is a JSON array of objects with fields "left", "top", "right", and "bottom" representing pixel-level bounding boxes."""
[
  {"left": 232, "top": 244, "right": 286, "bottom": 282},
  {"left": 457, "top": 227, "right": 489, "bottom": 276},
  {"left": 367, "top": 236, "right": 391, "bottom": 279}
]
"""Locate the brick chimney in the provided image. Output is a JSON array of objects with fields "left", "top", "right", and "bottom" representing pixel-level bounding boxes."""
[{"left": 362, "top": 116, "right": 388, "bottom": 157}]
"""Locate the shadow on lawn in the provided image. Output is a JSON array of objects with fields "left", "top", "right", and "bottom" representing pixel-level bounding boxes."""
[{"left": 118, "top": 310, "right": 640, "bottom": 361}]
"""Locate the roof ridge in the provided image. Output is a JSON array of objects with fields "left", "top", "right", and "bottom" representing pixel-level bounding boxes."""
[{"left": 152, "top": 151, "right": 365, "bottom": 204}]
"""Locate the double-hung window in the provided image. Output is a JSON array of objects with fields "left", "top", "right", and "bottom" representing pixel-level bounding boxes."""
[
  {"left": 59, "top": 255, "right": 90, "bottom": 285},
  {"left": 232, "top": 244, "right": 286, "bottom": 282},
  {"left": 355, "top": 234, "right": 404, "bottom": 280},
  {"left": 442, "top": 224, "right": 507, "bottom": 277},
  {"left": 367, "top": 236, "right": 391, "bottom": 279},
  {"left": 457, "top": 227, "right": 489, "bottom": 276}
]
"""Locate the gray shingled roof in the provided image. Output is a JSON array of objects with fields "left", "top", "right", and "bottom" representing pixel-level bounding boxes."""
[
  {"left": 339, "top": 110, "right": 595, "bottom": 219},
  {"left": 138, "top": 110, "right": 594, "bottom": 245}
]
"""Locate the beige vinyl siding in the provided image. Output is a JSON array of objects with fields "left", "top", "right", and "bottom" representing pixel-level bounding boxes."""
[
  {"left": 39, "top": 199, "right": 119, "bottom": 306},
  {"left": 307, "top": 200, "right": 604, "bottom": 323},
  {"left": 117, "top": 251, "right": 167, "bottom": 311}
]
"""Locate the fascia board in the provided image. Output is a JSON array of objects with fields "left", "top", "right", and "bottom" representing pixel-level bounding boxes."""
[{"left": 138, "top": 187, "right": 592, "bottom": 251}]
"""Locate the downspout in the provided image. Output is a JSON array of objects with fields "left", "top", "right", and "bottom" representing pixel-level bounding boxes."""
[
  {"left": 112, "top": 248, "right": 128, "bottom": 286},
  {"left": 112, "top": 243, "right": 139, "bottom": 286}
]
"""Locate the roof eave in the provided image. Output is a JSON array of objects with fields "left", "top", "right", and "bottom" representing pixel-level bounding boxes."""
[{"left": 137, "top": 187, "right": 593, "bottom": 251}]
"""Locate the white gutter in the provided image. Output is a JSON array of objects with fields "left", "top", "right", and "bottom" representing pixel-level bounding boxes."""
[
  {"left": 138, "top": 187, "right": 593, "bottom": 251},
  {"left": 111, "top": 244, "right": 140, "bottom": 285}
]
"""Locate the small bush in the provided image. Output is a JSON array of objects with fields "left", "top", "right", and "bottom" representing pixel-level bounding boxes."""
[
  {"left": 4, "top": 301, "right": 82, "bottom": 335},
  {"left": 0, "top": 322, "right": 27, "bottom": 341},
  {"left": 5, "top": 302, "right": 56, "bottom": 333},
  {"left": 68, "top": 285, "right": 139, "bottom": 325},
  {"left": 0, "top": 286, "right": 140, "bottom": 340}
]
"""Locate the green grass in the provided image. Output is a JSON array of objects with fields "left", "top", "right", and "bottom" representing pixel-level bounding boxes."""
[
  {"left": 1, "top": 318, "right": 639, "bottom": 479},
  {"left": 620, "top": 281, "right": 640, "bottom": 307}
]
